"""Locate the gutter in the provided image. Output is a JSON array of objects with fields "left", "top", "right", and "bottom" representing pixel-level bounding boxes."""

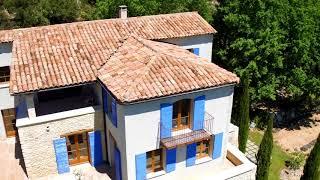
[
  {"left": 123, "top": 83, "right": 237, "bottom": 105},
  {"left": 97, "top": 77, "right": 236, "bottom": 105}
]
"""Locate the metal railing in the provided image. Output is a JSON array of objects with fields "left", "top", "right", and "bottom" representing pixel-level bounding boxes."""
[{"left": 157, "top": 112, "right": 215, "bottom": 148}]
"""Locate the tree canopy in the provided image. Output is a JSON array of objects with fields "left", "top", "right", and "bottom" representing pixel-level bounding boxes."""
[
  {"left": 212, "top": 0, "right": 320, "bottom": 113},
  {"left": 0, "top": 0, "right": 215, "bottom": 29}
]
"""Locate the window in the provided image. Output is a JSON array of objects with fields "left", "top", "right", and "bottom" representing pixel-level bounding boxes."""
[
  {"left": 0, "top": 66, "right": 10, "bottom": 83},
  {"left": 146, "top": 149, "right": 163, "bottom": 173},
  {"left": 64, "top": 131, "right": 90, "bottom": 165},
  {"left": 196, "top": 139, "right": 211, "bottom": 159},
  {"left": 172, "top": 99, "right": 191, "bottom": 131},
  {"left": 1, "top": 108, "right": 17, "bottom": 137},
  {"left": 186, "top": 48, "right": 199, "bottom": 55},
  {"left": 187, "top": 48, "right": 195, "bottom": 54}
]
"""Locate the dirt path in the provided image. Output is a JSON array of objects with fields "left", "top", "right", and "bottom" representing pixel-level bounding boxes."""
[{"left": 274, "top": 118, "right": 320, "bottom": 153}]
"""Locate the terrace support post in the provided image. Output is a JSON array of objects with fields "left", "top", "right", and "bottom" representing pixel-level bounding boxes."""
[{"left": 25, "top": 94, "right": 36, "bottom": 118}]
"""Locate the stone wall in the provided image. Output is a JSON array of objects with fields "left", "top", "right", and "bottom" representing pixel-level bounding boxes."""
[{"left": 17, "top": 107, "right": 105, "bottom": 179}]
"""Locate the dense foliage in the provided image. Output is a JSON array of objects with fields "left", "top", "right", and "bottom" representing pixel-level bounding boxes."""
[
  {"left": 213, "top": 0, "right": 320, "bottom": 114},
  {"left": 256, "top": 115, "right": 273, "bottom": 180},
  {"left": 301, "top": 134, "right": 320, "bottom": 180},
  {"left": 237, "top": 71, "right": 250, "bottom": 152},
  {"left": 0, "top": 0, "right": 214, "bottom": 29}
]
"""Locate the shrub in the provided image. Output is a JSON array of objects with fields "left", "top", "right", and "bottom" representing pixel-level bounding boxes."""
[{"left": 286, "top": 152, "right": 305, "bottom": 170}]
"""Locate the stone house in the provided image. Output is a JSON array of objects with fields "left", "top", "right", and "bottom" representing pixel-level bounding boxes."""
[{"left": 0, "top": 7, "right": 256, "bottom": 180}]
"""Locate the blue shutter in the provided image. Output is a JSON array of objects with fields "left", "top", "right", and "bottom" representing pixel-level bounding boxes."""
[
  {"left": 115, "top": 147, "right": 122, "bottom": 180},
  {"left": 16, "top": 100, "right": 28, "bottom": 119},
  {"left": 111, "top": 97, "right": 117, "bottom": 127},
  {"left": 186, "top": 143, "right": 196, "bottom": 167},
  {"left": 212, "top": 133, "right": 223, "bottom": 159},
  {"left": 193, "top": 95, "right": 205, "bottom": 130},
  {"left": 166, "top": 148, "right": 176, "bottom": 172},
  {"left": 160, "top": 103, "right": 173, "bottom": 138},
  {"left": 193, "top": 48, "right": 200, "bottom": 56},
  {"left": 135, "top": 153, "right": 146, "bottom": 180},
  {"left": 102, "top": 88, "right": 108, "bottom": 114},
  {"left": 89, "top": 131, "right": 103, "bottom": 166},
  {"left": 53, "top": 138, "right": 70, "bottom": 174}
]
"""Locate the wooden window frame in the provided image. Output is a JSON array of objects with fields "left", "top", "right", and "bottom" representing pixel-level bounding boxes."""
[
  {"left": 147, "top": 149, "right": 163, "bottom": 173},
  {"left": 0, "top": 66, "right": 10, "bottom": 83},
  {"left": 62, "top": 129, "right": 92, "bottom": 166},
  {"left": 196, "top": 138, "right": 211, "bottom": 159},
  {"left": 172, "top": 99, "right": 191, "bottom": 131},
  {"left": 1, "top": 108, "right": 17, "bottom": 137}
]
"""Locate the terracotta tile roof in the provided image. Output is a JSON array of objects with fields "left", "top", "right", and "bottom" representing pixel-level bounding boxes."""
[
  {"left": 98, "top": 36, "right": 239, "bottom": 103},
  {"left": 0, "top": 12, "right": 216, "bottom": 94}
]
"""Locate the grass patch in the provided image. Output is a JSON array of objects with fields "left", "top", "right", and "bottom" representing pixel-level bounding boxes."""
[{"left": 249, "top": 130, "right": 291, "bottom": 180}]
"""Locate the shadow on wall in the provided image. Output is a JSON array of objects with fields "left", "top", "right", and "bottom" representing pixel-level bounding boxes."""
[
  {"left": 15, "top": 135, "right": 28, "bottom": 176},
  {"left": 93, "top": 109, "right": 113, "bottom": 177}
]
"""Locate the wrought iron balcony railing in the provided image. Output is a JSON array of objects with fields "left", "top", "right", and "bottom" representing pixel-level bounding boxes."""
[{"left": 158, "top": 112, "right": 215, "bottom": 149}]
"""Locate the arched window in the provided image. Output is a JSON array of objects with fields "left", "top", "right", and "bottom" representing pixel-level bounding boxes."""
[{"left": 172, "top": 99, "right": 191, "bottom": 130}]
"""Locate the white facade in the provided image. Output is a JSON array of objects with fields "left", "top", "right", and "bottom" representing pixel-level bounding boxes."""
[
  {"left": 0, "top": 42, "right": 16, "bottom": 138},
  {"left": 160, "top": 34, "right": 213, "bottom": 60},
  {"left": 105, "top": 85, "right": 235, "bottom": 180}
]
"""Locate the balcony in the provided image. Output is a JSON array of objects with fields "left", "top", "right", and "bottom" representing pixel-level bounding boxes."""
[
  {"left": 159, "top": 112, "right": 214, "bottom": 149},
  {"left": 35, "top": 84, "right": 99, "bottom": 116}
]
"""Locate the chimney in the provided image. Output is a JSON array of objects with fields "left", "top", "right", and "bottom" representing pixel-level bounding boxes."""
[{"left": 118, "top": 5, "right": 127, "bottom": 19}]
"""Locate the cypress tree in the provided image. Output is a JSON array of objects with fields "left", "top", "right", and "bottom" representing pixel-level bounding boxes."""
[
  {"left": 256, "top": 115, "right": 273, "bottom": 180},
  {"left": 238, "top": 71, "right": 250, "bottom": 152},
  {"left": 301, "top": 134, "right": 320, "bottom": 180}
]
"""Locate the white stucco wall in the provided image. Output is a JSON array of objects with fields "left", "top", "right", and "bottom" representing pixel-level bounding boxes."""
[
  {"left": 0, "top": 43, "right": 14, "bottom": 138},
  {"left": 122, "top": 85, "right": 235, "bottom": 180},
  {"left": 16, "top": 106, "right": 106, "bottom": 179},
  {"left": 104, "top": 99, "right": 129, "bottom": 179},
  {"left": 0, "top": 42, "right": 12, "bottom": 67},
  {"left": 160, "top": 34, "right": 213, "bottom": 60},
  {"left": 0, "top": 84, "right": 18, "bottom": 137}
]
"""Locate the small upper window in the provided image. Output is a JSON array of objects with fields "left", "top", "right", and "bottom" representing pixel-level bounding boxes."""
[
  {"left": 187, "top": 48, "right": 195, "bottom": 54},
  {"left": 0, "top": 66, "right": 10, "bottom": 83}
]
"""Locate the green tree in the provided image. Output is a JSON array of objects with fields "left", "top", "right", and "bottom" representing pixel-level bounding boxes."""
[
  {"left": 0, "top": 0, "right": 95, "bottom": 29},
  {"left": 256, "top": 115, "right": 273, "bottom": 180},
  {"left": 212, "top": 0, "right": 320, "bottom": 116},
  {"left": 94, "top": 0, "right": 214, "bottom": 23},
  {"left": 301, "top": 134, "right": 320, "bottom": 180},
  {"left": 237, "top": 70, "right": 250, "bottom": 152}
]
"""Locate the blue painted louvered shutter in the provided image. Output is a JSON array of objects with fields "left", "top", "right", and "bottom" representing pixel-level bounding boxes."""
[
  {"left": 135, "top": 153, "right": 146, "bottom": 180},
  {"left": 111, "top": 97, "right": 117, "bottom": 127},
  {"left": 160, "top": 103, "right": 173, "bottom": 138},
  {"left": 193, "top": 48, "right": 200, "bottom": 55},
  {"left": 193, "top": 95, "right": 205, "bottom": 130},
  {"left": 88, "top": 131, "right": 103, "bottom": 166},
  {"left": 102, "top": 88, "right": 108, "bottom": 115},
  {"left": 166, "top": 148, "right": 176, "bottom": 172},
  {"left": 53, "top": 138, "right": 70, "bottom": 174},
  {"left": 212, "top": 133, "right": 223, "bottom": 159},
  {"left": 115, "top": 147, "right": 122, "bottom": 180},
  {"left": 186, "top": 143, "right": 197, "bottom": 167}
]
